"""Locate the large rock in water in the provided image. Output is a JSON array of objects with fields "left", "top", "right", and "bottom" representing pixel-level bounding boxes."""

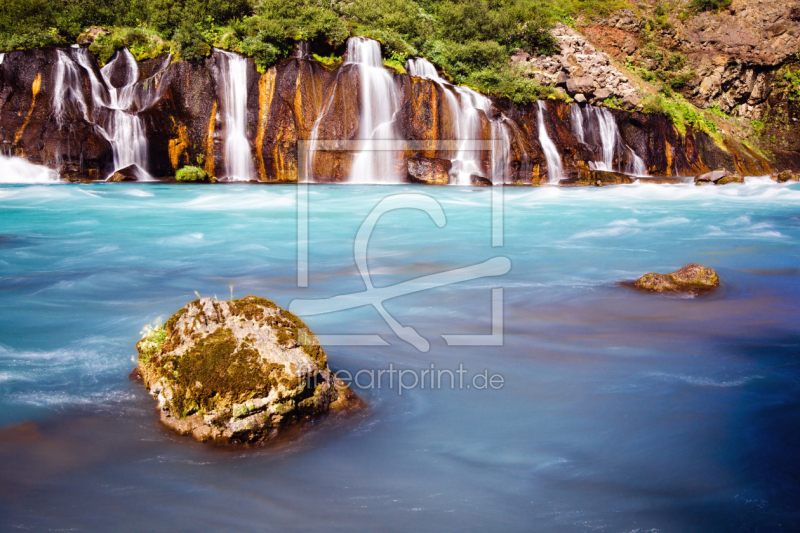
[
  {"left": 135, "top": 296, "right": 360, "bottom": 444},
  {"left": 633, "top": 264, "right": 720, "bottom": 295}
]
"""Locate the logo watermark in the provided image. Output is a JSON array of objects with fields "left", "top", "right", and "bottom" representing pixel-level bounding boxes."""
[
  {"left": 290, "top": 139, "right": 511, "bottom": 352},
  {"left": 307, "top": 363, "right": 505, "bottom": 395}
]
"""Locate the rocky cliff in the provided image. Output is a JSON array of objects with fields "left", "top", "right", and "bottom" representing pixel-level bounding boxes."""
[
  {"left": 573, "top": 0, "right": 800, "bottom": 155},
  {"left": 1, "top": 36, "right": 798, "bottom": 183}
]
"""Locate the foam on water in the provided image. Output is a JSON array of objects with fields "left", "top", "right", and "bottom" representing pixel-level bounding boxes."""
[{"left": 0, "top": 155, "right": 59, "bottom": 183}]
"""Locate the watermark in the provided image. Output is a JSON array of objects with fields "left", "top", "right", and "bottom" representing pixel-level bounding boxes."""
[
  {"left": 289, "top": 139, "right": 511, "bottom": 352},
  {"left": 306, "top": 363, "right": 505, "bottom": 395}
]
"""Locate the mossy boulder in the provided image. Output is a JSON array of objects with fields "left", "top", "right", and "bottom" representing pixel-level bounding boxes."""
[
  {"left": 634, "top": 264, "right": 720, "bottom": 295},
  {"left": 772, "top": 171, "right": 799, "bottom": 183},
  {"left": 175, "top": 166, "right": 216, "bottom": 183},
  {"left": 715, "top": 175, "right": 744, "bottom": 185},
  {"left": 135, "top": 296, "right": 360, "bottom": 444}
]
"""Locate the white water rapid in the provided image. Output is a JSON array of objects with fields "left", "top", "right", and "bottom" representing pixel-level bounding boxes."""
[
  {"left": 537, "top": 101, "right": 564, "bottom": 183},
  {"left": 348, "top": 37, "right": 401, "bottom": 183},
  {"left": 218, "top": 50, "right": 254, "bottom": 181}
]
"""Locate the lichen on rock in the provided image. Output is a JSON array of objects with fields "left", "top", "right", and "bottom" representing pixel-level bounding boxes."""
[
  {"left": 135, "top": 296, "right": 360, "bottom": 444},
  {"left": 633, "top": 264, "right": 720, "bottom": 295}
]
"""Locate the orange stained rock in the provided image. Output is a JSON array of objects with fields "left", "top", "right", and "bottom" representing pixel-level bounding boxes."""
[
  {"left": 204, "top": 101, "right": 217, "bottom": 176},
  {"left": 14, "top": 73, "right": 42, "bottom": 149},
  {"left": 256, "top": 69, "right": 276, "bottom": 179}
]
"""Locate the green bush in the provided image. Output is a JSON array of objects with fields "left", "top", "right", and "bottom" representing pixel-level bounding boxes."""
[
  {"left": 689, "top": 0, "right": 732, "bottom": 12},
  {"left": 176, "top": 165, "right": 212, "bottom": 182},
  {"left": 89, "top": 27, "right": 168, "bottom": 65}
]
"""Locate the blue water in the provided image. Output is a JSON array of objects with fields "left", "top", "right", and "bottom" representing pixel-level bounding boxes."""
[{"left": 1, "top": 180, "right": 799, "bottom": 531}]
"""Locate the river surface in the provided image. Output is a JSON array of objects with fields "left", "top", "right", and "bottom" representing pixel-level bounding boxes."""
[{"left": 0, "top": 178, "right": 799, "bottom": 531}]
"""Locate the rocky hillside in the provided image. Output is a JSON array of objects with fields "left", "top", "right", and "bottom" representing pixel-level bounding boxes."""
[{"left": 568, "top": 0, "right": 800, "bottom": 153}]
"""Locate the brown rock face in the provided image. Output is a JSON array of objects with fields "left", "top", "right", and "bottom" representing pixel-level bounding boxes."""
[
  {"left": 407, "top": 156, "right": 451, "bottom": 184},
  {"left": 634, "top": 264, "right": 720, "bottom": 295},
  {"left": 1, "top": 42, "right": 798, "bottom": 183}
]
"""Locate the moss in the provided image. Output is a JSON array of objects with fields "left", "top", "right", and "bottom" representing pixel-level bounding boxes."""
[
  {"left": 230, "top": 295, "right": 277, "bottom": 320},
  {"left": 176, "top": 165, "right": 215, "bottom": 182},
  {"left": 164, "top": 307, "right": 187, "bottom": 333},
  {"left": 157, "top": 326, "right": 285, "bottom": 418}
]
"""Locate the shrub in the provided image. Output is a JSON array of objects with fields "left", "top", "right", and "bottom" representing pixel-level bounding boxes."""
[
  {"left": 689, "top": 0, "right": 732, "bottom": 12},
  {"left": 89, "top": 26, "right": 168, "bottom": 65},
  {"left": 176, "top": 165, "right": 212, "bottom": 181}
]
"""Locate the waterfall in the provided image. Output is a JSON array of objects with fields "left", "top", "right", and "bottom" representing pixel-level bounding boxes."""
[
  {"left": 537, "top": 101, "right": 563, "bottom": 183},
  {"left": 51, "top": 48, "right": 158, "bottom": 180},
  {"left": 99, "top": 49, "right": 150, "bottom": 178},
  {"left": 571, "top": 104, "right": 648, "bottom": 176},
  {"left": 218, "top": 50, "right": 254, "bottom": 181},
  {"left": 295, "top": 41, "right": 310, "bottom": 59},
  {"left": 405, "top": 56, "right": 512, "bottom": 185},
  {"left": 53, "top": 50, "right": 89, "bottom": 126},
  {"left": 406, "top": 58, "right": 440, "bottom": 79},
  {"left": 348, "top": 37, "right": 401, "bottom": 183},
  {"left": 0, "top": 53, "right": 5, "bottom": 65}
]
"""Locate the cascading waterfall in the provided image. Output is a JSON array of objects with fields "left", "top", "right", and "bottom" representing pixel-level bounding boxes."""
[
  {"left": 537, "top": 101, "right": 564, "bottom": 183},
  {"left": 405, "top": 57, "right": 512, "bottom": 185},
  {"left": 348, "top": 37, "right": 401, "bottom": 183},
  {"left": 51, "top": 48, "right": 162, "bottom": 180},
  {"left": 0, "top": 53, "right": 5, "bottom": 65},
  {"left": 571, "top": 104, "right": 648, "bottom": 176},
  {"left": 99, "top": 49, "right": 150, "bottom": 177},
  {"left": 218, "top": 50, "right": 254, "bottom": 181}
]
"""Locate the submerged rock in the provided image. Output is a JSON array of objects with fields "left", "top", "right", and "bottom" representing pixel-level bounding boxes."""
[
  {"left": 136, "top": 296, "right": 361, "bottom": 444},
  {"left": 633, "top": 264, "right": 720, "bottom": 295}
]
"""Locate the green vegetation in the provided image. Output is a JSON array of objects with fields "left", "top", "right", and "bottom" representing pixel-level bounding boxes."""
[
  {"left": 642, "top": 93, "right": 717, "bottom": 136},
  {"left": 176, "top": 165, "right": 214, "bottom": 182},
  {"left": 784, "top": 70, "right": 800, "bottom": 102},
  {"left": 0, "top": 0, "right": 570, "bottom": 103},
  {"left": 138, "top": 322, "right": 168, "bottom": 363},
  {"left": 688, "top": 0, "right": 732, "bottom": 12}
]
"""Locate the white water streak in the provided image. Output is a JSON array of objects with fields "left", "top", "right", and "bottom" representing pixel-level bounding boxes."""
[
  {"left": 218, "top": 50, "right": 254, "bottom": 181},
  {"left": 348, "top": 38, "right": 401, "bottom": 184},
  {"left": 537, "top": 101, "right": 563, "bottom": 183}
]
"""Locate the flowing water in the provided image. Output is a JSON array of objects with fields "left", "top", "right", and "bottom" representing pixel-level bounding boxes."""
[
  {"left": 571, "top": 103, "right": 648, "bottom": 176},
  {"left": 51, "top": 48, "right": 168, "bottom": 180},
  {"left": 537, "top": 101, "right": 564, "bottom": 183},
  {"left": 218, "top": 50, "right": 254, "bottom": 181},
  {"left": 406, "top": 57, "right": 512, "bottom": 185},
  {"left": 347, "top": 37, "right": 402, "bottom": 184},
  {"left": 1, "top": 174, "right": 799, "bottom": 531}
]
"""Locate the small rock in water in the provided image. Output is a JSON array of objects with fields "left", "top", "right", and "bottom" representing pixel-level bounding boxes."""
[
  {"left": 470, "top": 173, "right": 493, "bottom": 187},
  {"left": 407, "top": 157, "right": 451, "bottom": 185},
  {"left": 633, "top": 264, "right": 720, "bottom": 295},
  {"left": 107, "top": 164, "right": 142, "bottom": 182},
  {"left": 772, "top": 170, "right": 799, "bottom": 183},
  {"left": 135, "top": 296, "right": 362, "bottom": 444},
  {"left": 694, "top": 169, "right": 729, "bottom": 185}
]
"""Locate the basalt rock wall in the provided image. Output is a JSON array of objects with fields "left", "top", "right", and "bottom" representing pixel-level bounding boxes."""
[{"left": 0, "top": 46, "right": 795, "bottom": 182}]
